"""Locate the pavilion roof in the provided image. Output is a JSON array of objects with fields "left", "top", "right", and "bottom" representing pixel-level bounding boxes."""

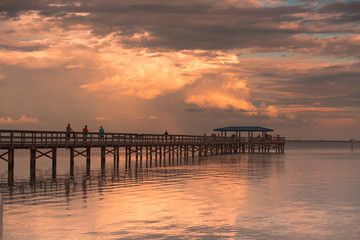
[{"left": 213, "top": 126, "right": 274, "bottom": 132}]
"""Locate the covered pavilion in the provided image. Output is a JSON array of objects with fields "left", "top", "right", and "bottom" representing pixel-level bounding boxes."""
[{"left": 213, "top": 126, "right": 274, "bottom": 138}]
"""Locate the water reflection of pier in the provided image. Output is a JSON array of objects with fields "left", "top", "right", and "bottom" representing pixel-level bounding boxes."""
[
  {"left": 0, "top": 128, "right": 285, "bottom": 185},
  {"left": 0, "top": 154, "right": 285, "bottom": 203}
]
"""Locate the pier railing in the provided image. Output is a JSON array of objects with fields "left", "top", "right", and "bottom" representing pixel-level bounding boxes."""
[{"left": 0, "top": 129, "right": 285, "bottom": 149}]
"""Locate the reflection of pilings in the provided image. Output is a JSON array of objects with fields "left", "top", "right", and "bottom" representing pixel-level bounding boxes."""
[
  {"left": 2, "top": 140, "right": 286, "bottom": 184},
  {"left": 2, "top": 153, "right": 207, "bottom": 201}
]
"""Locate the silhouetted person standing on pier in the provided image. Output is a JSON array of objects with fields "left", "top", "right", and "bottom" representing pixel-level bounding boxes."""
[
  {"left": 83, "top": 125, "right": 88, "bottom": 141},
  {"left": 164, "top": 130, "right": 168, "bottom": 142},
  {"left": 99, "top": 126, "right": 104, "bottom": 140},
  {"left": 66, "top": 123, "right": 74, "bottom": 140}
]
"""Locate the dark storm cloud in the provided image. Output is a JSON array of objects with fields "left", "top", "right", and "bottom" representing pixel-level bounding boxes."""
[
  {"left": 249, "top": 61, "right": 360, "bottom": 109},
  {"left": 321, "top": 1, "right": 360, "bottom": 14},
  {"left": 1, "top": 0, "right": 358, "bottom": 54},
  {"left": 88, "top": 5, "right": 310, "bottom": 50},
  {"left": 0, "top": 0, "right": 43, "bottom": 17}
]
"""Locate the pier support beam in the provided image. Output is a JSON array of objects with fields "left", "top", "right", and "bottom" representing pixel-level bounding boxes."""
[
  {"left": 101, "top": 147, "right": 106, "bottom": 171},
  {"left": 113, "top": 147, "right": 119, "bottom": 169},
  {"left": 155, "top": 146, "right": 158, "bottom": 167},
  {"left": 69, "top": 147, "right": 74, "bottom": 176},
  {"left": 86, "top": 147, "right": 91, "bottom": 175},
  {"left": 125, "top": 147, "right": 128, "bottom": 168},
  {"left": 30, "top": 149, "right": 36, "bottom": 183},
  {"left": 128, "top": 147, "right": 131, "bottom": 168},
  {"left": 8, "top": 149, "right": 14, "bottom": 186},
  {"left": 140, "top": 146, "right": 143, "bottom": 168},
  {"left": 150, "top": 146, "right": 153, "bottom": 167},
  {"left": 52, "top": 147, "right": 57, "bottom": 179},
  {"left": 135, "top": 146, "right": 139, "bottom": 168}
]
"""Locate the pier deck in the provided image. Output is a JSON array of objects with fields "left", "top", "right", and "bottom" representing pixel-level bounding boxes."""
[{"left": 0, "top": 129, "right": 285, "bottom": 185}]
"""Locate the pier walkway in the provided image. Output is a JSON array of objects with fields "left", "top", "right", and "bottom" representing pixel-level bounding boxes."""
[{"left": 0, "top": 129, "right": 285, "bottom": 184}]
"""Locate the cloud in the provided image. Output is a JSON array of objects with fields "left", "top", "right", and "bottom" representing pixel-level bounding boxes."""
[
  {"left": 65, "top": 64, "right": 85, "bottom": 69},
  {"left": 184, "top": 73, "right": 256, "bottom": 112},
  {"left": 90, "top": 117, "right": 112, "bottom": 121},
  {"left": 80, "top": 48, "right": 237, "bottom": 99},
  {"left": 182, "top": 72, "right": 297, "bottom": 119},
  {"left": 2, "top": 1, "right": 357, "bottom": 54},
  {"left": 0, "top": 115, "right": 39, "bottom": 124},
  {"left": 184, "top": 107, "right": 206, "bottom": 112},
  {"left": 320, "top": 1, "right": 360, "bottom": 14},
  {"left": 136, "top": 116, "right": 159, "bottom": 120}
]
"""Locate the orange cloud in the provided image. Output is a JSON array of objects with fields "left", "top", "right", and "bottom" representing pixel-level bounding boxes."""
[
  {"left": 0, "top": 115, "right": 39, "bottom": 124},
  {"left": 257, "top": 103, "right": 295, "bottom": 119},
  {"left": 185, "top": 74, "right": 257, "bottom": 112},
  {"left": 90, "top": 117, "right": 112, "bottom": 121},
  {"left": 80, "top": 43, "right": 238, "bottom": 99},
  {"left": 186, "top": 93, "right": 255, "bottom": 111}
]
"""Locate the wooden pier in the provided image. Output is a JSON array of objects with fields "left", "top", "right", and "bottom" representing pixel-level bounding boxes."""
[{"left": 0, "top": 128, "right": 285, "bottom": 185}]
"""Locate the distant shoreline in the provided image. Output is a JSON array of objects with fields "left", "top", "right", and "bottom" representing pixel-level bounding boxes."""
[{"left": 286, "top": 140, "right": 354, "bottom": 142}]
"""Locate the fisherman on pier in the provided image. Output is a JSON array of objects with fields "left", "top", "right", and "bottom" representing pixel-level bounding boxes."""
[
  {"left": 83, "top": 125, "right": 88, "bottom": 141},
  {"left": 66, "top": 123, "right": 74, "bottom": 140},
  {"left": 99, "top": 126, "right": 105, "bottom": 140}
]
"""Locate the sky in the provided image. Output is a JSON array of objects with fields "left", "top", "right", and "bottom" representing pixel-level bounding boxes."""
[{"left": 0, "top": 0, "right": 359, "bottom": 140}]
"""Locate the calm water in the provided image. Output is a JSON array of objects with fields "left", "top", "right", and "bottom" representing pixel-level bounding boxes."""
[{"left": 1, "top": 141, "right": 360, "bottom": 239}]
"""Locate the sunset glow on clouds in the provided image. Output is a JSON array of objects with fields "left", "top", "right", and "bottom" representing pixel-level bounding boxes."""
[
  {"left": 0, "top": 115, "right": 39, "bottom": 124},
  {"left": 0, "top": 0, "right": 359, "bottom": 139},
  {"left": 80, "top": 48, "right": 229, "bottom": 99}
]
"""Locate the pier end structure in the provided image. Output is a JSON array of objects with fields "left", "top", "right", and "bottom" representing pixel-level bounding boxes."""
[
  {"left": 213, "top": 126, "right": 274, "bottom": 138},
  {"left": 213, "top": 126, "right": 285, "bottom": 154}
]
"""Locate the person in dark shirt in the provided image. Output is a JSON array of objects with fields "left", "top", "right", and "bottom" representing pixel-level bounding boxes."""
[{"left": 66, "top": 123, "right": 74, "bottom": 140}]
